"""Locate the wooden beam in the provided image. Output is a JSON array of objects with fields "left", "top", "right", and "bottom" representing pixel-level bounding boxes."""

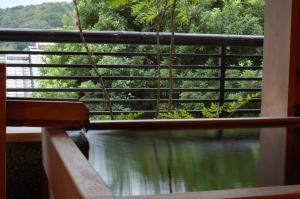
[
  {"left": 0, "top": 63, "right": 6, "bottom": 199},
  {"left": 6, "top": 127, "right": 42, "bottom": 142},
  {"left": 124, "top": 185, "right": 300, "bottom": 199},
  {"left": 6, "top": 133, "right": 41, "bottom": 143},
  {"left": 6, "top": 100, "right": 89, "bottom": 128},
  {"left": 89, "top": 117, "right": 300, "bottom": 131},
  {"left": 42, "top": 128, "right": 112, "bottom": 199}
]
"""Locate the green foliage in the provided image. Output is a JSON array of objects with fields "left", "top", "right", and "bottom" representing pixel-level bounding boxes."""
[
  {"left": 116, "top": 112, "right": 144, "bottom": 120},
  {"left": 33, "top": 0, "right": 264, "bottom": 120},
  {"left": 0, "top": 2, "right": 74, "bottom": 29},
  {"left": 0, "top": 2, "right": 74, "bottom": 50},
  {"left": 107, "top": 0, "right": 190, "bottom": 29},
  {"left": 107, "top": 0, "right": 264, "bottom": 34},
  {"left": 202, "top": 92, "right": 261, "bottom": 118},
  {"left": 158, "top": 110, "right": 193, "bottom": 119},
  {"left": 225, "top": 92, "right": 261, "bottom": 114},
  {"left": 202, "top": 103, "right": 223, "bottom": 118},
  {"left": 98, "top": 112, "right": 144, "bottom": 120},
  {"left": 106, "top": 0, "right": 131, "bottom": 8}
]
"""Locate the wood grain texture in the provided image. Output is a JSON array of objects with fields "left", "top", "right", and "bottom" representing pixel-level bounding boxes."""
[
  {"left": 89, "top": 117, "right": 300, "bottom": 131},
  {"left": 42, "top": 129, "right": 300, "bottom": 199},
  {"left": 123, "top": 185, "right": 300, "bottom": 199},
  {"left": 260, "top": 0, "right": 293, "bottom": 186},
  {"left": 289, "top": 0, "right": 300, "bottom": 113},
  {"left": 42, "top": 128, "right": 112, "bottom": 199},
  {"left": 6, "top": 132, "right": 41, "bottom": 142},
  {"left": 285, "top": 0, "right": 300, "bottom": 185},
  {"left": 6, "top": 100, "right": 89, "bottom": 128},
  {"left": 261, "top": 0, "right": 292, "bottom": 117},
  {"left": 0, "top": 63, "right": 6, "bottom": 199}
]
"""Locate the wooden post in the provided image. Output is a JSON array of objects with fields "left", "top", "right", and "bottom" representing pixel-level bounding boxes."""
[
  {"left": 42, "top": 128, "right": 112, "bottom": 199},
  {"left": 284, "top": 0, "right": 300, "bottom": 185},
  {"left": 260, "top": 0, "right": 300, "bottom": 186},
  {"left": 0, "top": 63, "right": 6, "bottom": 198}
]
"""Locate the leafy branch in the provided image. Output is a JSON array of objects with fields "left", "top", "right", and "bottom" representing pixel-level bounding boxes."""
[
  {"left": 73, "top": 0, "right": 114, "bottom": 120},
  {"left": 202, "top": 92, "right": 261, "bottom": 118}
]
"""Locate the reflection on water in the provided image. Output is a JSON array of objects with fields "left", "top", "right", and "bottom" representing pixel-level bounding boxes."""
[{"left": 87, "top": 130, "right": 259, "bottom": 196}]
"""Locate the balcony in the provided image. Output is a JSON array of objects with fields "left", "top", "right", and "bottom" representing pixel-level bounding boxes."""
[{"left": 1, "top": 1, "right": 300, "bottom": 198}]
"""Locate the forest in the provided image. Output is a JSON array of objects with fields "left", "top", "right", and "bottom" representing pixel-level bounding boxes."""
[
  {"left": 0, "top": 2, "right": 73, "bottom": 50},
  {"left": 0, "top": 2, "right": 73, "bottom": 29}
]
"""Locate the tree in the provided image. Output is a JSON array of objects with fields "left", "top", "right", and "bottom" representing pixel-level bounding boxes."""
[{"left": 37, "top": 0, "right": 265, "bottom": 119}]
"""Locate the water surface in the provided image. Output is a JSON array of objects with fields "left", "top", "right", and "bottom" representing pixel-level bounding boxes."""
[{"left": 87, "top": 129, "right": 259, "bottom": 196}]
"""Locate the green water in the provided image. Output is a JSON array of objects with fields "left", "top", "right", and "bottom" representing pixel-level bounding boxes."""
[{"left": 87, "top": 129, "right": 259, "bottom": 196}]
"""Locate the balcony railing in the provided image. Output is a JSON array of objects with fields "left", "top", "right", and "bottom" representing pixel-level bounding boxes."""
[{"left": 0, "top": 29, "right": 263, "bottom": 119}]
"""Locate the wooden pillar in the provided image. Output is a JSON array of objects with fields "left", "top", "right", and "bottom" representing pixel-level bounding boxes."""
[
  {"left": 284, "top": 0, "right": 300, "bottom": 185},
  {"left": 0, "top": 63, "right": 6, "bottom": 198},
  {"left": 260, "top": 0, "right": 300, "bottom": 186}
]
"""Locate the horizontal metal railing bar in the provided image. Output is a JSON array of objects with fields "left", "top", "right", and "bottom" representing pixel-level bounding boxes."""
[
  {"left": 0, "top": 29, "right": 264, "bottom": 46},
  {"left": 7, "top": 88, "right": 261, "bottom": 92},
  {"left": 1, "top": 51, "right": 263, "bottom": 58},
  {"left": 225, "top": 98, "right": 261, "bottom": 102},
  {"left": 6, "top": 97, "right": 261, "bottom": 103},
  {"left": 7, "top": 97, "right": 79, "bottom": 101},
  {"left": 225, "top": 54, "right": 263, "bottom": 58},
  {"left": 6, "top": 64, "right": 263, "bottom": 70},
  {"left": 6, "top": 97, "right": 217, "bottom": 102},
  {"left": 225, "top": 77, "right": 262, "bottom": 81},
  {"left": 89, "top": 109, "right": 261, "bottom": 115},
  {"left": 7, "top": 76, "right": 262, "bottom": 81},
  {"left": 7, "top": 76, "right": 220, "bottom": 81},
  {"left": 1, "top": 51, "right": 263, "bottom": 59},
  {"left": 1, "top": 50, "right": 220, "bottom": 58},
  {"left": 6, "top": 63, "right": 221, "bottom": 69},
  {"left": 225, "top": 66, "right": 263, "bottom": 70},
  {"left": 83, "top": 99, "right": 219, "bottom": 103},
  {"left": 88, "top": 117, "right": 300, "bottom": 130},
  {"left": 225, "top": 88, "right": 261, "bottom": 92},
  {"left": 90, "top": 110, "right": 195, "bottom": 115},
  {"left": 6, "top": 88, "right": 220, "bottom": 92},
  {"left": 83, "top": 98, "right": 261, "bottom": 103}
]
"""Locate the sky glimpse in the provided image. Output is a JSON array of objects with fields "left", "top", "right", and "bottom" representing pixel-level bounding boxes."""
[{"left": 0, "top": 0, "right": 72, "bottom": 9}]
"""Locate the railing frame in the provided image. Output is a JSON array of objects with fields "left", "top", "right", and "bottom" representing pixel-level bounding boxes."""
[
  {"left": 0, "top": 29, "right": 263, "bottom": 45},
  {"left": 0, "top": 29, "right": 264, "bottom": 117}
]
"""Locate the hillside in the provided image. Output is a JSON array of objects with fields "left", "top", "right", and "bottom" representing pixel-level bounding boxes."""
[{"left": 0, "top": 2, "right": 74, "bottom": 29}]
